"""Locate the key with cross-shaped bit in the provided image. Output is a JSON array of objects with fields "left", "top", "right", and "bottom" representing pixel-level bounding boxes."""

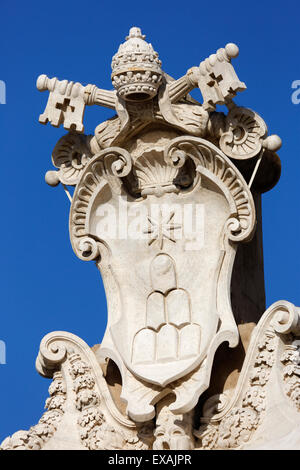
[
  {"left": 36, "top": 75, "right": 86, "bottom": 133},
  {"left": 198, "top": 43, "right": 246, "bottom": 111}
]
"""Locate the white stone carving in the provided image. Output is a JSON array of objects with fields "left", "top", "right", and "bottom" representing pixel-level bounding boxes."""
[
  {"left": 217, "top": 106, "right": 282, "bottom": 160},
  {"left": 3, "top": 301, "right": 300, "bottom": 450},
  {"left": 198, "top": 43, "right": 246, "bottom": 112},
  {"left": 37, "top": 75, "right": 87, "bottom": 133},
  {"left": 3, "top": 26, "right": 295, "bottom": 450},
  {"left": 1, "top": 332, "right": 153, "bottom": 450},
  {"left": 111, "top": 27, "right": 163, "bottom": 101},
  {"left": 37, "top": 27, "right": 280, "bottom": 165},
  {"left": 195, "top": 301, "right": 300, "bottom": 449},
  {"left": 66, "top": 133, "right": 256, "bottom": 422},
  {"left": 153, "top": 396, "right": 194, "bottom": 450},
  {"left": 45, "top": 132, "right": 93, "bottom": 187}
]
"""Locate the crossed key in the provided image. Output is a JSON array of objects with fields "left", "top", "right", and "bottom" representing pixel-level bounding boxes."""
[
  {"left": 36, "top": 74, "right": 87, "bottom": 133},
  {"left": 198, "top": 43, "right": 246, "bottom": 111},
  {"left": 36, "top": 42, "right": 246, "bottom": 132}
]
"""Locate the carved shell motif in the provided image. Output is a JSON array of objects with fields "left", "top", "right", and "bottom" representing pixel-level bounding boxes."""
[
  {"left": 219, "top": 107, "right": 267, "bottom": 160},
  {"left": 134, "top": 151, "right": 179, "bottom": 196},
  {"left": 131, "top": 149, "right": 194, "bottom": 197}
]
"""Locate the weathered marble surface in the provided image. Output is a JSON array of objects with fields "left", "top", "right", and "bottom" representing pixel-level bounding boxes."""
[{"left": 2, "top": 27, "right": 299, "bottom": 451}]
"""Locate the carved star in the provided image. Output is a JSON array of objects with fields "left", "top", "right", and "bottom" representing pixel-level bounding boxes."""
[{"left": 143, "top": 210, "right": 181, "bottom": 249}]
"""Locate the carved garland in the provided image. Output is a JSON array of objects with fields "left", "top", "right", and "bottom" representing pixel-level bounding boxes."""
[
  {"left": 0, "top": 371, "right": 66, "bottom": 450},
  {"left": 197, "top": 330, "right": 275, "bottom": 449},
  {"left": 281, "top": 340, "right": 300, "bottom": 411},
  {"left": 164, "top": 136, "right": 256, "bottom": 242},
  {"left": 68, "top": 351, "right": 114, "bottom": 450},
  {"left": 195, "top": 300, "right": 300, "bottom": 450},
  {"left": 33, "top": 332, "right": 150, "bottom": 450},
  {"left": 68, "top": 352, "right": 152, "bottom": 450}
]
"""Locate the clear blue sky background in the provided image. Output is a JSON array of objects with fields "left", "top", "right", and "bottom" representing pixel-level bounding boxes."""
[{"left": 0, "top": 0, "right": 299, "bottom": 442}]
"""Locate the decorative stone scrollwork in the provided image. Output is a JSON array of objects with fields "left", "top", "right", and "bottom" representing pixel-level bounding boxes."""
[
  {"left": 1, "top": 331, "right": 154, "bottom": 450},
  {"left": 36, "top": 333, "right": 68, "bottom": 378},
  {"left": 194, "top": 300, "right": 300, "bottom": 450},
  {"left": 164, "top": 135, "right": 256, "bottom": 242},
  {"left": 196, "top": 330, "right": 275, "bottom": 449},
  {"left": 219, "top": 107, "right": 267, "bottom": 160},
  {"left": 217, "top": 106, "right": 281, "bottom": 160},
  {"left": 45, "top": 132, "right": 93, "bottom": 187},
  {"left": 104, "top": 148, "right": 133, "bottom": 177},
  {"left": 77, "top": 236, "right": 100, "bottom": 262},
  {"left": 70, "top": 147, "right": 132, "bottom": 261},
  {"left": 270, "top": 300, "right": 300, "bottom": 335}
]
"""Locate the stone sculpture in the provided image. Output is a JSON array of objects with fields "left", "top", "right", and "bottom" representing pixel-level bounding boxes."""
[{"left": 2, "top": 27, "right": 300, "bottom": 451}]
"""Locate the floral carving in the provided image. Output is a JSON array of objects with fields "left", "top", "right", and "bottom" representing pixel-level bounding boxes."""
[
  {"left": 73, "top": 373, "right": 95, "bottom": 392},
  {"left": 82, "top": 423, "right": 125, "bottom": 450},
  {"left": 45, "top": 394, "right": 66, "bottom": 411},
  {"left": 68, "top": 351, "right": 144, "bottom": 450},
  {"left": 250, "top": 366, "right": 270, "bottom": 386},
  {"left": 78, "top": 408, "right": 104, "bottom": 431},
  {"left": 242, "top": 387, "right": 265, "bottom": 413},
  {"left": 217, "top": 407, "right": 258, "bottom": 449},
  {"left": 75, "top": 390, "right": 99, "bottom": 411},
  {"left": 48, "top": 375, "right": 66, "bottom": 395},
  {"left": 69, "top": 355, "right": 91, "bottom": 377},
  {"left": 281, "top": 341, "right": 300, "bottom": 411},
  {"left": 196, "top": 331, "right": 276, "bottom": 449}
]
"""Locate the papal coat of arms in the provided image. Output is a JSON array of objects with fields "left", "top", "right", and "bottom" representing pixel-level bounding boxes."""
[{"left": 3, "top": 28, "right": 300, "bottom": 451}]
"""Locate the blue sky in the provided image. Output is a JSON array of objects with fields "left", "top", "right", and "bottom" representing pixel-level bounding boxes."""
[{"left": 0, "top": 0, "right": 299, "bottom": 442}]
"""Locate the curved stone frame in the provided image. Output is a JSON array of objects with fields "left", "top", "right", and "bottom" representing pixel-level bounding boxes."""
[
  {"left": 2, "top": 301, "right": 300, "bottom": 450},
  {"left": 69, "top": 146, "right": 132, "bottom": 261},
  {"left": 68, "top": 136, "right": 257, "bottom": 420},
  {"left": 36, "top": 331, "right": 136, "bottom": 430},
  {"left": 163, "top": 136, "right": 256, "bottom": 242},
  {"left": 195, "top": 301, "right": 300, "bottom": 450},
  {"left": 70, "top": 136, "right": 255, "bottom": 258},
  {"left": 1, "top": 331, "right": 148, "bottom": 451}
]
